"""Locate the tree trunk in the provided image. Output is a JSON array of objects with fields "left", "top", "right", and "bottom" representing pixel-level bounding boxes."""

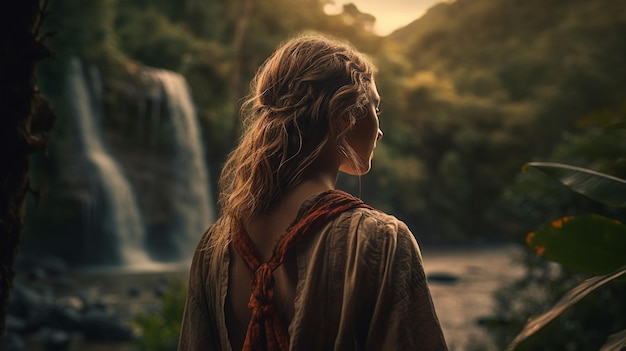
[
  {"left": 229, "top": 0, "right": 254, "bottom": 138},
  {"left": 0, "top": 0, "right": 55, "bottom": 340}
]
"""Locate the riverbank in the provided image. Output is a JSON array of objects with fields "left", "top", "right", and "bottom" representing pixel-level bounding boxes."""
[
  {"left": 4, "top": 244, "right": 524, "bottom": 351},
  {"left": 5, "top": 262, "right": 190, "bottom": 351},
  {"left": 422, "top": 243, "right": 525, "bottom": 350}
]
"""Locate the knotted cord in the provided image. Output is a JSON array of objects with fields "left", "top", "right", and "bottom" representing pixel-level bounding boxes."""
[{"left": 232, "top": 190, "right": 372, "bottom": 351}]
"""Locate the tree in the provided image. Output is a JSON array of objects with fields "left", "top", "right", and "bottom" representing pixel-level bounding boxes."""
[{"left": 0, "top": 0, "right": 55, "bottom": 340}]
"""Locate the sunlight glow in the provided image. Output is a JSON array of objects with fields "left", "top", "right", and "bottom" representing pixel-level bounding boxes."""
[{"left": 324, "top": 0, "right": 446, "bottom": 36}]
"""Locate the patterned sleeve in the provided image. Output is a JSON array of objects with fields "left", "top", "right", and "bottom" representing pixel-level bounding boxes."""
[
  {"left": 363, "top": 215, "right": 449, "bottom": 350},
  {"left": 178, "top": 230, "right": 219, "bottom": 351}
]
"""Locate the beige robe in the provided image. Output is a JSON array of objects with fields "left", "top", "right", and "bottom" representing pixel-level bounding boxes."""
[{"left": 178, "top": 205, "right": 448, "bottom": 351}]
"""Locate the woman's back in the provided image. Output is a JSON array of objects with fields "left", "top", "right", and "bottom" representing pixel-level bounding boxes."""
[
  {"left": 226, "top": 181, "right": 331, "bottom": 350},
  {"left": 179, "top": 189, "right": 448, "bottom": 350}
]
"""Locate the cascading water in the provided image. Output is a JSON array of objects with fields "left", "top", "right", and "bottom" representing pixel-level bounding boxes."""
[
  {"left": 68, "top": 58, "right": 150, "bottom": 265},
  {"left": 64, "top": 57, "right": 214, "bottom": 266},
  {"left": 140, "top": 67, "right": 214, "bottom": 259}
]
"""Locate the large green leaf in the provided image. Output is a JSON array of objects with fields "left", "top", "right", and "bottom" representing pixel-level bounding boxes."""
[
  {"left": 526, "top": 214, "right": 626, "bottom": 275},
  {"left": 523, "top": 162, "right": 626, "bottom": 207},
  {"left": 600, "top": 329, "right": 626, "bottom": 351},
  {"left": 602, "top": 121, "right": 626, "bottom": 131},
  {"left": 505, "top": 267, "right": 626, "bottom": 351}
]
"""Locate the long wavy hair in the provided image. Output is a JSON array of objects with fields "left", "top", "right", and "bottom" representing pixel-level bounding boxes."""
[{"left": 217, "top": 33, "right": 376, "bottom": 230}]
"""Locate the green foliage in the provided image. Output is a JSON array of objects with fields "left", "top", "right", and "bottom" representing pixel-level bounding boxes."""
[
  {"left": 526, "top": 215, "right": 626, "bottom": 275},
  {"left": 28, "top": 2, "right": 626, "bottom": 347},
  {"left": 494, "top": 109, "right": 626, "bottom": 238},
  {"left": 487, "top": 250, "right": 626, "bottom": 351},
  {"left": 45, "top": 0, "right": 122, "bottom": 61},
  {"left": 495, "top": 110, "right": 626, "bottom": 349},
  {"left": 377, "top": 0, "right": 626, "bottom": 240},
  {"left": 523, "top": 162, "right": 626, "bottom": 208},
  {"left": 133, "top": 280, "right": 187, "bottom": 351},
  {"left": 34, "top": 0, "right": 626, "bottom": 247},
  {"left": 115, "top": 7, "right": 205, "bottom": 70},
  {"left": 484, "top": 108, "right": 626, "bottom": 350},
  {"left": 504, "top": 267, "right": 626, "bottom": 351},
  {"left": 507, "top": 201, "right": 626, "bottom": 350},
  {"left": 109, "top": 0, "right": 383, "bottom": 194},
  {"left": 366, "top": 144, "right": 430, "bottom": 214}
]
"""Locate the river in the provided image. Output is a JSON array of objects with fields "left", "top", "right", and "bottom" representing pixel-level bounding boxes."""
[{"left": 422, "top": 244, "right": 525, "bottom": 351}]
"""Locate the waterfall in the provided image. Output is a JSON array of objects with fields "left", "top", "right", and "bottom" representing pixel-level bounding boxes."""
[
  {"left": 140, "top": 67, "right": 214, "bottom": 258},
  {"left": 64, "top": 58, "right": 213, "bottom": 266},
  {"left": 68, "top": 58, "right": 150, "bottom": 265}
]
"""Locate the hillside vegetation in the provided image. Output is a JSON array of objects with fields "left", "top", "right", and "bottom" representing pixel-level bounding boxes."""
[
  {"left": 29, "top": 0, "right": 626, "bottom": 257},
  {"left": 373, "top": 0, "right": 626, "bottom": 241}
]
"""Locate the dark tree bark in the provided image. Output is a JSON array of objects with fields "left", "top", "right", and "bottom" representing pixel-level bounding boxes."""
[
  {"left": 0, "top": 0, "right": 55, "bottom": 340},
  {"left": 228, "top": 0, "right": 254, "bottom": 139},
  {"left": 231, "top": 0, "right": 254, "bottom": 99}
]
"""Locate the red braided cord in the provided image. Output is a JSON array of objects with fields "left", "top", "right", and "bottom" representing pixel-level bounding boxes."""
[{"left": 232, "top": 190, "right": 371, "bottom": 351}]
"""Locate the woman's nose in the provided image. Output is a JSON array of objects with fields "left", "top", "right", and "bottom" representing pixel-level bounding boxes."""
[{"left": 377, "top": 129, "right": 383, "bottom": 141}]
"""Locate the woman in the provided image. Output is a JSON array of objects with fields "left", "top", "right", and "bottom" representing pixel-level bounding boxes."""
[{"left": 178, "top": 33, "right": 448, "bottom": 351}]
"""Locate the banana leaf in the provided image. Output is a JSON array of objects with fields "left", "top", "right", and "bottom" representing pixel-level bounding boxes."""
[
  {"left": 523, "top": 162, "right": 626, "bottom": 208},
  {"left": 600, "top": 329, "right": 626, "bottom": 351},
  {"left": 505, "top": 267, "right": 626, "bottom": 351},
  {"left": 602, "top": 121, "right": 626, "bottom": 131},
  {"left": 526, "top": 214, "right": 626, "bottom": 275}
]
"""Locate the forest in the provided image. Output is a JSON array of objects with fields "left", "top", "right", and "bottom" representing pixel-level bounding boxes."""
[
  {"left": 25, "top": 0, "right": 626, "bottom": 253},
  {"left": 4, "top": 0, "right": 626, "bottom": 350}
]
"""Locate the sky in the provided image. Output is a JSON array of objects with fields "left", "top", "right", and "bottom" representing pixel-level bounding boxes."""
[{"left": 324, "top": 0, "right": 446, "bottom": 36}]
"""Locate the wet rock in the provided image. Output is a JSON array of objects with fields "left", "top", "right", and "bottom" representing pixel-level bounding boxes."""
[
  {"left": 27, "top": 267, "right": 47, "bottom": 280},
  {"left": 29, "top": 328, "right": 73, "bottom": 351},
  {"left": 476, "top": 315, "right": 512, "bottom": 327},
  {"left": 127, "top": 286, "right": 141, "bottom": 298},
  {"left": 56, "top": 296, "right": 84, "bottom": 311},
  {"left": 46, "top": 330, "right": 72, "bottom": 351},
  {"left": 45, "top": 305, "right": 83, "bottom": 331},
  {"left": 0, "top": 331, "right": 25, "bottom": 351},
  {"left": 15, "top": 254, "right": 68, "bottom": 279},
  {"left": 80, "top": 311, "right": 135, "bottom": 341},
  {"left": 15, "top": 298, "right": 80, "bottom": 334},
  {"left": 5, "top": 279, "right": 134, "bottom": 347},
  {"left": 8, "top": 283, "right": 42, "bottom": 317},
  {"left": 154, "top": 276, "right": 169, "bottom": 297},
  {"left": 4, "top": 315, "right": 27, "bottom": 333},
  {"left": 427, "top": 272, "right": 459, "bottom": 284}
]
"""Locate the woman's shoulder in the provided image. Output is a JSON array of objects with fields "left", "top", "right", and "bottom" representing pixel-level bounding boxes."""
[
  {"left": 329, "top": 204, "right": 423, "bottom": 266},
  {"left": 194, "top": 217, "right": 231, "bottom": 257},
  {"left": 340, "top": 205, "right": 413, "bottom": 241},
  {"left": 354, "top": 205, "right": 409, "bottom": 228}
]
